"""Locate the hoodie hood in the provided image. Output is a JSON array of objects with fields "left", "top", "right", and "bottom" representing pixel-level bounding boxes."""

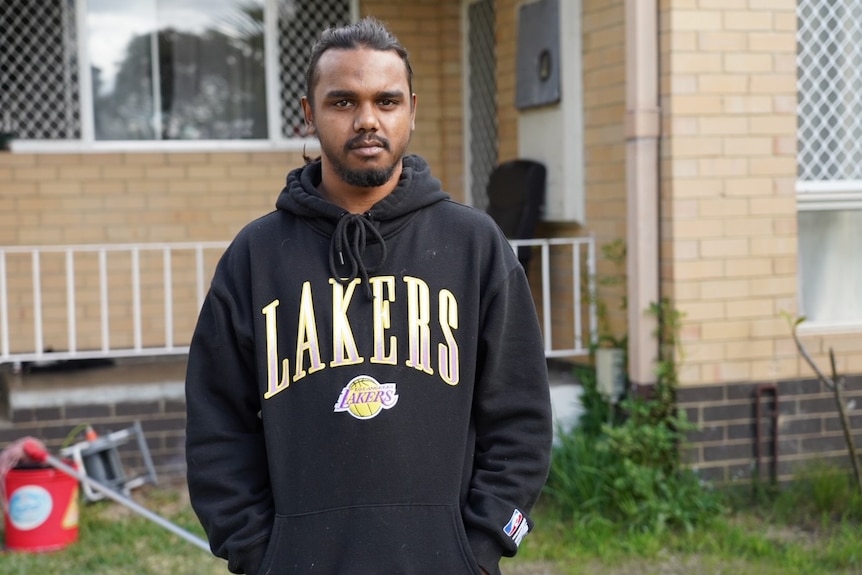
[
  {"left": 275, "top": 154, "right": 450, "bottom": 293},
  {"left": 276, "top": 154, "right": 449, "bottom": 225}
]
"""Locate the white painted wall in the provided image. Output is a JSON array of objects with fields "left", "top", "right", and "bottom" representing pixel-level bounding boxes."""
[
  {"left": 517, "top": 0, "right": 584, "bottom": 223},
  {"left": 550, "top": 383, "right": 583, "bottom": 444}
]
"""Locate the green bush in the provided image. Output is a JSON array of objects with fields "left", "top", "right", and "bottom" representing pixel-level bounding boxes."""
[
  {"left": 544, "top": 383, "right": 724, "bottom": 534},
  {"left": 543, "top": 295, "right": 724, "bottom": 534}
]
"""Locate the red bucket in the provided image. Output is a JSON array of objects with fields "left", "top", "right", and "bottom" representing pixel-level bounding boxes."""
[{"left": 4, "top": 462, "right": 79, "bottom": 552}]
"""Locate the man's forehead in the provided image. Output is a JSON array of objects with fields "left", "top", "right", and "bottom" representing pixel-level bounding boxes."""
[{"left": 316, "top": 47, "right": 408, "bottom": 81}]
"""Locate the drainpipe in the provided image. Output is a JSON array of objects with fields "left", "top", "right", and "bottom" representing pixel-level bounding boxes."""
[{"left": 624, "top": 0, "right": 660, "bottom": 391}]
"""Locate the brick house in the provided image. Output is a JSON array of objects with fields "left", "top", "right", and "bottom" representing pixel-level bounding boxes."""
[{"left": 1, "top": 0, "right": 860, "bottom": 484}]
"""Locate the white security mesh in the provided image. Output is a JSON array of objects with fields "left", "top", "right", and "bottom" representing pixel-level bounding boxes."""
[
  {"left": 797, "top": 0, "right": 862, "bottom": 180},
  {"left": 467, "top": 0, "right": 498, "bottom": 210},
  {"left": 0, "top": 0, "right": 81, "bottom": 139},
  {"left": 278, "top": 0, "right": 353, "bottom": 138}
]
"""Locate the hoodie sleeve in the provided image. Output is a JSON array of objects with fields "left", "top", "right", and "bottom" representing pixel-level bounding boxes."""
[
  {"left": 185, "top": 261, "right": 273, "bottom": 575},
  {"left": 463, "top": 264, "right": 554, "bottom": 575}
]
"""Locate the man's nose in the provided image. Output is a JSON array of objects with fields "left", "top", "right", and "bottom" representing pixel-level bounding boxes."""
[{"left": 353, "top": 102, "right": 380, "bottom": 132}]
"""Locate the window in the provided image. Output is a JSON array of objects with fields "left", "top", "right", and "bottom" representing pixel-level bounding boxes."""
[
  {"left": 796, "top": 0, "right": 862, "bottom": 327},
  {"left": 0, "top": 0, "right": 354, "bottom": 146}
]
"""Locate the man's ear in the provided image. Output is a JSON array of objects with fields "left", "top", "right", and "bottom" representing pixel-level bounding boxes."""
[{"left": 301, "top": 96, "right": 315, "bottom": 134}]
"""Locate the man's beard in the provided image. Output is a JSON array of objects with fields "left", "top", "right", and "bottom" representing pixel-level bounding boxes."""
[
  {"left": 328, "top": 134, "right": 401, "bottom": 188},
  {"left": 334, "top": 162, "right": 398, "bottom": 188}
]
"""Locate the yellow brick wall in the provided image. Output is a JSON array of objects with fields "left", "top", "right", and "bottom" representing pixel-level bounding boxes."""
[
  {"left": 496, "top": 0, "right": 519, "bottom": 164},
  {"left": 580, "top": 0, "right": 628, "bottom": 344},
  {"left": 362, "top": 0, "right": 464, "bottom": 200},
  {"left": 1, "top": 151, "right": 293, "bottom": 245},
  {"left": 659, "top": 0, "right": 862, "bottom": 385}
]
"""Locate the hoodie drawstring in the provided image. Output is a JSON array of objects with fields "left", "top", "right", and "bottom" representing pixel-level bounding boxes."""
[{"left": 328, "top": 212, "right": 388, "bottom": 298}]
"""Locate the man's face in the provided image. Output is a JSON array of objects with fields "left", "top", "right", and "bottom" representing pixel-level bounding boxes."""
[{"left": 302, "top": 47, "right": 416, "bottom": 190}]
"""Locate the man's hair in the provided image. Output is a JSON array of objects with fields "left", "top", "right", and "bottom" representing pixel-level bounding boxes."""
[{"left": 305, "top": 17, "right": 414, "bottom": 106}]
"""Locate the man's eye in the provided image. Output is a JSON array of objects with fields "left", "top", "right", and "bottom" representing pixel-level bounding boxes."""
[{"left": 334, "top": 100, "right": 352, "bottom": 107}]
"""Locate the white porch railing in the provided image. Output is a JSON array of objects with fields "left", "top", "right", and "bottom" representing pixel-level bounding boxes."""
[
  {"left": 0, "top": 238, "right": 596, "bottom": 368},
  {"left": 510, "top": 237, "right": 597, "bottom": 358},
  {"left": 0, "top": 242, "right": 228, "bottom": 368}
]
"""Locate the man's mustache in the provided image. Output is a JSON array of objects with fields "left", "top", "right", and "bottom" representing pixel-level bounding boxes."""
[{"left": 345, "top": 135, "right": 390, "bottom": 152}]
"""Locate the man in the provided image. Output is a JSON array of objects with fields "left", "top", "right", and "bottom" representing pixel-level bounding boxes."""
[{"left": 185, "top": 17, "right": 552, "bottom": 575}]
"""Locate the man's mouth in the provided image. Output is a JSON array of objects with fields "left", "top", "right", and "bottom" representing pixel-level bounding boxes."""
[{"left": 347, "top": 137, "right": 389, "bottom": 156}]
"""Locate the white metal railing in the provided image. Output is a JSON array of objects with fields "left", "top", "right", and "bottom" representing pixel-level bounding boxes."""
[
  {"left": 0, "top": 242, "right": 229, "bottom": 367},
  {"left": 0, "top": 237, "right": 596, "bottom": 367},
  {"left": 510, "top": 237, "right": 597, "bottom": 358}
]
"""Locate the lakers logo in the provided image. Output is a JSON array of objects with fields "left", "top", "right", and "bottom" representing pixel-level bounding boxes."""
[{"left": 334, "top": 375, "right": 399, "bottom": 420}]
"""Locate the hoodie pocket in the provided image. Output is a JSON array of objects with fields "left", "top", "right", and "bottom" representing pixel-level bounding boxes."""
[{"left": 256, "top": 503, "right": 481, "bottom": 575}]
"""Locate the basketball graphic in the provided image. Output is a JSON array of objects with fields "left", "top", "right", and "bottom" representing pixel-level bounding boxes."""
[
  {"left": 347, "top": 377, "right": 381, "bottom": 418},
  {"left": 334, "top": 375, "right": 399, "bottom": 420}
]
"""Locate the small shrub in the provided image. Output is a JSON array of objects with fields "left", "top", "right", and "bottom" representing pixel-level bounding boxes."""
[
  {"left": 544, "top": 424, "right": 616, "bottom": 522},
  {"left": 570, "top": 362, "right": 614, "bottom": 437},
  {"left": 773, "top": 461, "right": 862, "bottom": 524}
]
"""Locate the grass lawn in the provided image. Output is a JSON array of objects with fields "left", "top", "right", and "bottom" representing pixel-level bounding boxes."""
[
  {"left": 512, "top": 500, "right": 862, "bottom": 575},
  {"left": 1, "top": 480, "right": 861, "bottom": 575}
]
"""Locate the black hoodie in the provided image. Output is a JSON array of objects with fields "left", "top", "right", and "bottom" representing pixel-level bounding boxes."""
[{"left": 185, "top": 155, "right": 552, "bottom": 575}]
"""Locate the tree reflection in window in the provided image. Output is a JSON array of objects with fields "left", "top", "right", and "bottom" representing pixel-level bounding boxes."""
[{"left": 90, "top": 0, "right": 266, "bottom": 140}]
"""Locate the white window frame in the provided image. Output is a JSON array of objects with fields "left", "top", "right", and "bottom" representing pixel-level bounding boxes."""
[
  {"left": 796, "top": 0, "right": 862, "bottom": 334},
  {"left": 12, "top": 0, "right": 358, "bottom": 154},
  {"left": 797, "top": 182, "right": 862, "bottom": 212}
]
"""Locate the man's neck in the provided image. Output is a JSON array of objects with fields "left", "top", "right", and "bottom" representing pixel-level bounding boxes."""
[
  {"left": 318, "top": 164, "right": 403, "bottom": 214},
  {"left": 318, "top": 183, "right": 391, "bottom": 214}
]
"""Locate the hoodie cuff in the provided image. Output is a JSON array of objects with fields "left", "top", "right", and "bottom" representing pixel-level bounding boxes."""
[
  {"left": 466, "top": 528, "right": 503, "bottom": 575},
  {"left": 228, "top": 539, "right": 269, "bottom": 575}
]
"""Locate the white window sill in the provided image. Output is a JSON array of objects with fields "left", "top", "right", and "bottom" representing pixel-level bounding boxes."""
[
  {"left": 7, "top": 138, "right": 319, "bottom": 155},
  {"left": 797, "top": 181, "right": 862, "bottom": 210},
  {"left": 796, "top": 320, "right": 862, "bottom": 336}
]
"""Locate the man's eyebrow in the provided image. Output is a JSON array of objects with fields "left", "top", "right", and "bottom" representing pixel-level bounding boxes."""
[
  {"left": 322, "top": 89, "right": 406, "bottom": 100},
  {"left": 323, "top": 90, "right": 357, "bottom": 100},
  {"left": 377, "top": 90, "right": 406, "bottom": 100}
]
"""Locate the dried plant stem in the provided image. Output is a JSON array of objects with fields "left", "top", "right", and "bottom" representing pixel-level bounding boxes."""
[{"left": 790, "top": 321, "right": 862, "bottom": 497}]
